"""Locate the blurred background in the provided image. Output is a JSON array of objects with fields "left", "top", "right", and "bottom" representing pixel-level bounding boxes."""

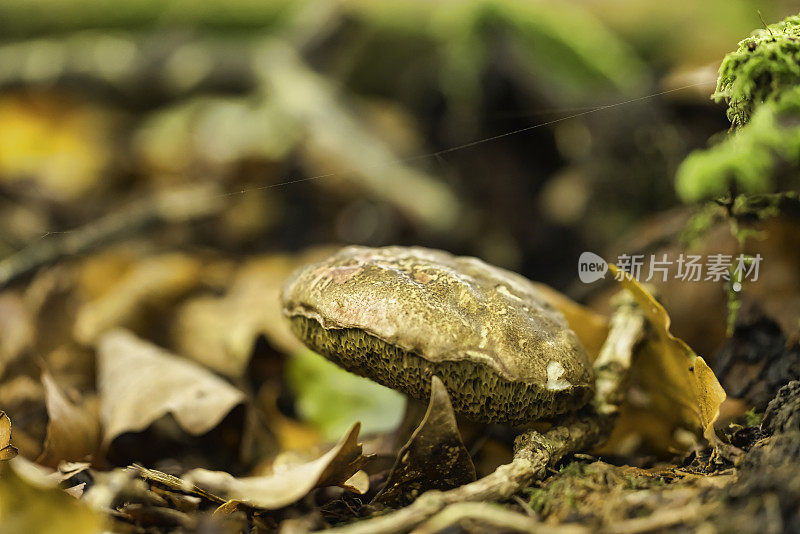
[
  {"left": 3, "top": 0, "right": 798, "bottom": 282},
  {"left": 2, "top": 0, "right": 800, "bottom": 474}
]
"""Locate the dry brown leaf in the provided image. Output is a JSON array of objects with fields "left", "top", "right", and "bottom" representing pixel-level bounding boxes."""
[
  {"left": 64, "top": 483, "right": 86, "bottom": 499},
  {"left": 97, "top": 329, "right": 245, "bottom": 445},
  {"left": 610, "top": 265, "right": 727, "bottom": 444},
  {"left": 0, "top": 411, "right": 19, "bottom": 461},
  {"left": 171, "top": 248, "right": 333, "bottom": 376},
  {"left": 184, "top": 422, "right": 369, "bottom": 510},
  {"left": 372, "top": 376, "right": 476, "bottom": 507},
  {"left": 0, "top": 291, "right": 34, "bottom": 375},
  {"left": 74, "top": 253, "right": 203, "bottom": 344},
  {"left": 0, "top": 376, "right": 45, "bottom": 459},
  {"left": 342, "top": 470, "right": 370, "bottom": 495},
  {"left": 532, "top": 282, "right": 609, "bottom": 361},
  {"left": 37, "top": 371, "right": 101, "bottom": 467}
]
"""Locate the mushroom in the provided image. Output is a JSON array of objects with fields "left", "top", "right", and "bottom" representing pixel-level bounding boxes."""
[{"left": 281, "top": 245, "right": 593, "bottom": 426}]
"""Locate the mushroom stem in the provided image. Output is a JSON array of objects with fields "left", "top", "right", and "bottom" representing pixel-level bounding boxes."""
[{"left": 322, "top": 293, "right": 645, "bottom": 534}]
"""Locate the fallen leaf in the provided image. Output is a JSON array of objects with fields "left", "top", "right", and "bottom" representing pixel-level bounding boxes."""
[
  {"left": 372, "top": 376, "right": 476, "bottom": 507},
  {"left": 0, "top": 376, "right": 45, "bottom": 459},
  {"left": 37, "top": 370, "right": 101, "bottom": 467},
  {"left": 54, "top": 462, "right": 92, "bottom": 484},
  {"left": 610, "top": 265, "right": 727, "bottom": 445},
  {"left": 0, "top": 411, "right": 19, "bottom": 461},
  {"left": 287, "top": 349, "right": 405, "bottom": 441},
  {"left": 171, "top": 250, "right": 333, "bottom": 377},
  {"left": 64, "top": 483, "right": 86, "bottom": 499},
  {"left": 97, "top": 329, "right": 245, "bottom": 445},
  {"left": 74, "top": 254, "right": 203, "bottom": 344},
  {"left": 342, "top": 470, "right": 370, "bottom": 495},
  {"left": 0, "top": 92, "right": 113, "bottom": 202},
  {"left": 0, "top": 291, "right": 34, "bottom": 375},
  {"left": 184, "top": 422, "right": 369, "bottom": 510},
  {"left": 0, "top": 457, "right": 104, "bottom": 533}
]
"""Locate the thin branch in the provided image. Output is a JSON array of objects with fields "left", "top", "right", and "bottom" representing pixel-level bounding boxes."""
[
  {"left": 0, "top": 184, "right": 222, "bottom": 288},
  {"left": 410, "top": 502, "right": 589, "bottom": 534}
]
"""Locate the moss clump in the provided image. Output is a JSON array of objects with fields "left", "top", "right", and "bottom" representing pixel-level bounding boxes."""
[
  {"left": 676, "top": 14, "right": 800, "bottom": 202},
  {"left": 713, "top": 13, "right": 800, "bottom": 128},
  {"left": 676, "top": 85, "right": 800, "bottom": 202},
  {"left": 525, "top": 462, "right": 667, "bottom": 522},
  {"left": 288, "top": 315, "right": 592, "bottom": 426}
]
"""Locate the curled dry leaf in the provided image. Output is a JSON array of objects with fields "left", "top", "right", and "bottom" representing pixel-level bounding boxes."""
[
  {"left": 37, "top": 371, "right": 101, "bottom": 467},
  {"left": 97, "top": 329, "right": 245, "bottom": 445},
  {"left": 184, "top": 422, "right": 370, "bottom": 510},
  {"left": 74, "top": 253, "right": 202, "bottom": 344},
  {"left": 610, "top": 265, "right": 727, "bottom": 445},
  {"left": 373, "top": 376, "right": 476, "bottom": 508},
  {"left": 0, "top": 411, "right": 19, "bottom": 461},
  {"left": 342, "top": 470, "right": 370, "bottom": 495}
]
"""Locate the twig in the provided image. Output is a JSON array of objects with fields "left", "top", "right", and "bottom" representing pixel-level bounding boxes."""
[
  {"left": 0, "top": 184, "right": 222, "bottom": 288},
  {"left": 600, "top": 502, "right": 717, "bottom": 534},
  {"left": 409, "top": 502, "right": 588, "bottom": 534},
  {"left": 322, "top": 293, "right": 646, "bottom": 534}
]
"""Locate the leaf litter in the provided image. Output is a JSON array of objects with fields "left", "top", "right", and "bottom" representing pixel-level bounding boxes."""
[{"left": 0, "top": 8, "right": 797, "bottom": 529}]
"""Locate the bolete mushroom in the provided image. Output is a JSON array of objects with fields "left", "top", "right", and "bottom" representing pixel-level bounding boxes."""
[{"left": 281, "top": 246, "right": 593, "bottom": 426}]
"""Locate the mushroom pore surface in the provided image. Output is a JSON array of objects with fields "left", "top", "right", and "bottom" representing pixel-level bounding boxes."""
[{"left": 281, "top": 246, "right": 593, "bottom": 425}]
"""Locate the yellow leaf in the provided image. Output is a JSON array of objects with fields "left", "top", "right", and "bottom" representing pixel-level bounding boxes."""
[
  {"left": 609, "top": 265, "right": 726, "bottom": 444},
  {"left": 0, "top": 93, "right": 112, "bottom": 201},
  {"left": 0, "top": 457, "right": 104, "bottom": 534},
  {"left": 0, "top": 411, "right": 19, "bottom": 461},
  {"left": 37, "top": 371, "right": 101, "bottom": 467},
  {"left": 74, "top": 253, "right": 202, "bottom": 344}
]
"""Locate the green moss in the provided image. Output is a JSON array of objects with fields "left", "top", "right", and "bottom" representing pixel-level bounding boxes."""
[
  {"left": 679, "top": 204, "right": 724, "bottom": 248},
  {"left": 675, "top": 85, "right": 800, "bottom": 202},
  {"left": 526, "top": 487, "right": 551, "bottom": 514},
  {"left": 745, "top": 408, "right": 763, "bottom": 427},
  {"left": 731, "top": 191, "right": 800, "bottom": 220},
  {"left": 525, "top": 462, "right": 667, "bottom": 520},
  {"left": 713, "top": 13, "right": 800, "bottom": 128},
  {"left": 676, "top": 13, "right": 800, "bottom": 202},
  {"left": 288, "top": 315, "right": 592, "bottom": 426}
]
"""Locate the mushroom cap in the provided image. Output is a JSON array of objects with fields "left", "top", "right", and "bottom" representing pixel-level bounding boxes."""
[{"left": 281, "top": 246, "right": 593, "bottom": 425}]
